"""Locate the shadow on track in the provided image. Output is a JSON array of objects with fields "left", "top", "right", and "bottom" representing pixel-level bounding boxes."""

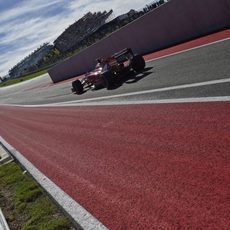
[
  {"left": 74, "top": 67, "right": 154, "bottom": 94},
  {"left": 108, "top": 66, "right": 153, "bottom": 90}
]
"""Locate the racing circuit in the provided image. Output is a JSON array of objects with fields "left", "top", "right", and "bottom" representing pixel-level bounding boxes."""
[
  {"left": 0, "top": 28, "right": 230, "bottom": 229},
  {"left": 1, "top": 0, "right": 230, "bottom": 227}
]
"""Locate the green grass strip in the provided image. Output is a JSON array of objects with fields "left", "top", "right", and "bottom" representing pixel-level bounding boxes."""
[
  {"left": 0, "top": 162, "right": 76, "bottom": 230},
  {"left": 0, "top": 70, "right": 48, "bottom": 87}
]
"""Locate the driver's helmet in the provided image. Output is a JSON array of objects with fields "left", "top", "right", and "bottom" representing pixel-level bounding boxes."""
[{"left": 96, "top": 58, "right": 102, "bottom": 64}]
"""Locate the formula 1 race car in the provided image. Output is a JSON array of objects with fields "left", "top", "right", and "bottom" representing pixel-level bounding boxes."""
[{"left": 71, "top": 48, "right": 145, "bottom": 94}]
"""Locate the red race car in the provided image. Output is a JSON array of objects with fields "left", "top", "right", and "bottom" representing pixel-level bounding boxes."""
[{"left": 72, "top": 48, "right": 145, "bottom": 94}]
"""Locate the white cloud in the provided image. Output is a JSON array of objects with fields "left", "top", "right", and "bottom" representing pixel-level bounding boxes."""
[
  {"left": 0, "top": 0, "right": 149, "bottom": 77},
  {"left": 0, "top": 0, "right": 63, "bottom": 23},
  {"left": 68, "top": 0, "right": 149, "bottom": 16}
]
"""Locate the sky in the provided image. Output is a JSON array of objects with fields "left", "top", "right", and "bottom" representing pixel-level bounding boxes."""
[{"left": 0, "top": 0, "right": 150, "bottom": 77}]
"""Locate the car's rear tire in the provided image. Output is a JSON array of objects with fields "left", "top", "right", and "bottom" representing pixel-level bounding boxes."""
[
  {"left": 102, "top": 71, "right": 115, "bottom": 89},
  {"left": 72, "top": 80, "right": 83, "bottom": 94},
  {"left": 93, "top": 81, "right": 103, "bottom": 90},
  {"left": 131, "top": 55, "right": 145, "bottom": 72}
]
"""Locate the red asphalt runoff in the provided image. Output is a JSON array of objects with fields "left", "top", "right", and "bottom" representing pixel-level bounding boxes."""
[
  {"left": 1, "top": 29, "right": 230, "bottom": 229},
  {"left": 144, "top": 29, "right": 230, "bottom": 61},
  {"left": 0, "top": 103, "right": 229, "bottom": 229}
]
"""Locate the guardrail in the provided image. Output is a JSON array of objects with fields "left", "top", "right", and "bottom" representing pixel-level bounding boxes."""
[
  {"left": 0, "top": 208, "right": 10, "bottom": 230},
  {"left": 0, "top": 144, "right": 13, "bottom": 165}
]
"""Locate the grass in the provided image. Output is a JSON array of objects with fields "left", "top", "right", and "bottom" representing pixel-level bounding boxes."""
[
  {"left": 0, "top": 162, "right": 76, "bottom": 230},
  {"left": 0, "top": 69, "right": 48, "bottom": 87}
]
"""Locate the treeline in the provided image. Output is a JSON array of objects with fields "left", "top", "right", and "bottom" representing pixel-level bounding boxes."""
[
  {"left": 143, "top": 0, "right": 166, "bottom": 13},
  {"left": 9, "top": 43, "right": 52, "bottom": 78}
]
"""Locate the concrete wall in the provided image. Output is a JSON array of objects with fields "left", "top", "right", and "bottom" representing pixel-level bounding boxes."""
[{"left": 48, "top": 0, "right": 230, "bottom": 83}]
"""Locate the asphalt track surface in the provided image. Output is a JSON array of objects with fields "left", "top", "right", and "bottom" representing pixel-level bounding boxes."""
[
  {"left": 0, "top": 30, "right": 229, "bottom": 106},
  {"left": 0, "top": 30, "right": 230, "bottom": 229}
]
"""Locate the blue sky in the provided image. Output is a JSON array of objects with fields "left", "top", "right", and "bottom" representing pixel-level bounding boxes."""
[{"left": 0, "top": 0, "right": 150, "bottom": 77}]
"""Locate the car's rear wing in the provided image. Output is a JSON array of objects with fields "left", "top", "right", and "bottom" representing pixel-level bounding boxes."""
[{"left": 112, "top": 48, "right": 134, "bottom": 63}]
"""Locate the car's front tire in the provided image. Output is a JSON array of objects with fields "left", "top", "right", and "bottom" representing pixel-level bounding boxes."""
[
  {"left": 102, "top": 71, "right": 115, "bottom": 89},
  {"left": 72, "top": 80, "right": 83, "bottom": 94},
  {"left": 131, "top": 55, "right": 145, "bottom": 72}
]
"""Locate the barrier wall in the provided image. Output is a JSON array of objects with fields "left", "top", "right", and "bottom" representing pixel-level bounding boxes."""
[{"left": 48, "top": 0, "right": 230, "bottom": 83}]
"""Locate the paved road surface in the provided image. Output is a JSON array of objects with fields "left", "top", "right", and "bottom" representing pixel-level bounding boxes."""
[{"left": 0, "top": 37, "right": 229, "bottom": 105}]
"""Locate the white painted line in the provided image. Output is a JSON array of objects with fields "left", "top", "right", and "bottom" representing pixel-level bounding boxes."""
[
  {"left": 0, "top": 136, "right": 108, "bottom": 230},
  {"left": 1, "top": 77, "right": 230, "bottom": 108},
  {"left": 58, "top": 77, "right": 230, "bottom": 105},
  {"left": 59, "top": 96, "right": 230, "bottom": 106},
  {"left": 2, "top": 96, "right": 230, "bottom": 108},
  {"left": 146, "top": 37, "right": 230, "bottom": 62}
]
